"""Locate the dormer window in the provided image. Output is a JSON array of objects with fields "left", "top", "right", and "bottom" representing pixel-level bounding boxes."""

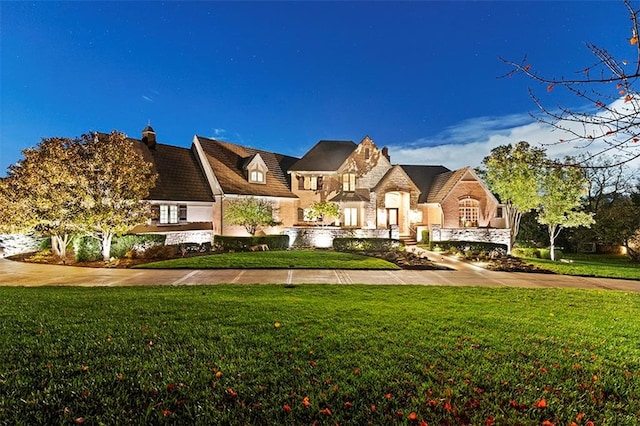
[
  {"left": 250, "top": 169, "right": 265, "bottom": 183},
  {"left": 244, "top": 153, "right": 268, "bottom": 185}
]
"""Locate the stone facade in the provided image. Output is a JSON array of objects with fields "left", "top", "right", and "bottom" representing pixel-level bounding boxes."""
[
  {"left": 284, "top": 226, "right": 395, "bottom": 248},
  {"left": 0, "top": 234, "right": 44, "bottom": 257},
  {"left": 429, "top": 225, "right": 511, "bottom": 251},
  {"left": 161, "top": 230, "right": 214, "bottom": 245}
]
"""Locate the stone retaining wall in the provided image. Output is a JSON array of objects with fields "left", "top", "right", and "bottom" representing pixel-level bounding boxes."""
[
  {"left": 0, "top": 234, "right": 44, "bottom": 257},
  {"left": 284, "top": 227, "right": 396, "bottom": 248},
  {"left": 430, "top": 225, "right": 511, "bottom": 252},
  {"left": 154, "top": 230, "right": 214, "bottom": 245}
]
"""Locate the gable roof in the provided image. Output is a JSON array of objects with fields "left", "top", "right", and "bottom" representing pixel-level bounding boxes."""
[
  {"left": 195, "top": 136, "right": 299, "bottom": 198},
  {"left": 375, "top": 165, "right": 421, "bottom": 193},
  {"left": 425, "top": 167, "right": 497, "bottom": 204},
  {"left": 399, "top": 165, "right": 451, "bottom": 203},
  {"left": 129, "top": 138, "right": 214, "bottom": 202},
  {"left": 288, "top": 140, "right": 357, "bottom": 172}
]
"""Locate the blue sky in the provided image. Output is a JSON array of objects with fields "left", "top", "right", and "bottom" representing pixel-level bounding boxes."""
[{"left": 1, "top": 1, "right": 630, "bottom": 175}]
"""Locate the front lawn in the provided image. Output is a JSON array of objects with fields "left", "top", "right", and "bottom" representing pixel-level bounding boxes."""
[
  {"left": 523, "top": 253, "right": 640, "bottom": 280},
  {"left": 1, "top": 285, "right": 638, "bottom": 425},
  {"left": 135, "top": 250, "right": 400, "bottom": 270}
]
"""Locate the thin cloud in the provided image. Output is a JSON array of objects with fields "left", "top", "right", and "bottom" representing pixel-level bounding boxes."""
[
  {"left": 142, "top": 95, "right": 154, "bottom": 103},
  {"left": 389, "top": 107, "right": 639, "bottom": 169}
]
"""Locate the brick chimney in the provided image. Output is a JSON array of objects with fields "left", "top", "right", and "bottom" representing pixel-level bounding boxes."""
[
  {"left": 382, "top": 146, "right": 390, "bottom": 162},
  {"left": 142, "top": 124, "right": 156, "bottom": 149}
]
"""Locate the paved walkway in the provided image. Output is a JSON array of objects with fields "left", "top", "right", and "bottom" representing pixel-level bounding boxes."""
[{"left": 1, "top": 258, "right": 639, "bottom": 292}]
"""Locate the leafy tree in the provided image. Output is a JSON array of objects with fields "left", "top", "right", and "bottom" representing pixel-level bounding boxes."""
[
  {"left": 568, "top": 156, "right": 640, "bottom": 258},
  {"left": 0, "top": 137, "right": 83, "bottom": 257},
  {"left": 72, "top": 132, "right": 157, "bottom": 261},
  {"left": 0, "top": 131, "right": 157, "bottom": 261},
  {"left": 501, "top": 0, "right": 640, "bottom": 165},
  {"left": 480, "top": 141, "right": 546, "bottom": 251},
  {"left": 306, "top": 201, "right": 340, "bottom": 226},
  {"left": 537, "top": 160, "right": 595, "bottom": 260},
  {"left": 224, "top": 197, "right": 282, "bottom": 236}
]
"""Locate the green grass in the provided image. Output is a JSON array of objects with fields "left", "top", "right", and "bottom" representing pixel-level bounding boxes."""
[
  {"left": 524, "top": 253, "right": 640, "bottom": 280},
  {"left": 1, "top": 285, "right": 638, "bottom": 425},
  {"left": 135, "top": 250, "right": 399, "bottom": 270}
]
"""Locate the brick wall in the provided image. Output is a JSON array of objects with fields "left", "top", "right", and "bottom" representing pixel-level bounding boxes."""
[{"left": 441, "top": 181, "right": 498, "bottom": 228}]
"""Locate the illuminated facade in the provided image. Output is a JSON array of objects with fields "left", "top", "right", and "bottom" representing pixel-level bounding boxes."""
[{"left": 128, "top": 126, "right": 508, "bottom": 245}]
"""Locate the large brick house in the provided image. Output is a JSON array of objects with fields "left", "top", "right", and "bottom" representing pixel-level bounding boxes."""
[{"left": 129, "top": 126, "right": 510, "bottom": 249}]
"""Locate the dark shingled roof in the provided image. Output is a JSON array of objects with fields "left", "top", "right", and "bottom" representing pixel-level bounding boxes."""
[
  {"left": 288, "top": 140, "right": 357, "bottom": 172},
  {"left": 399, "top": 165, "right": 451, "bottom": 203},
  {"left": 196, "top": 136, "right": 299, "bottom": 198},
  {"left": 131, "top": 138, "right": 214, "bottom": 202},
  {"left": 329, "top": 189, "right": 370, "bottom": 202}
]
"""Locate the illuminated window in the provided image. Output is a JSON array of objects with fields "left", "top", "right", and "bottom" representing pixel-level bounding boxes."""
[
  {"left": 344, "top": 207, "right": 358, "bottom": 227},
  {"left": 250, "top": 169, "right": 265, "bottom": 183},
  {"left": 304, "top": 176, "right": 317, "bottom": 190},
  {"left": 459, "top": 198, "right": 479, "bottom": 227},
  {"left": 159, "top": 205, "right": 183, "bottom": 224},
  {"left": 342, "top": 173, "right": 356, "bottom": 191}
]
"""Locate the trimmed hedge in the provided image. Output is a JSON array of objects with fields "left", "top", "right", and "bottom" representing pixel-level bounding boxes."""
[
  {"left": 511, "top": 247, "right": 541, "bottom": 258},
  {"left": 110, "top": 234, "right": 166, "bottom": 259},
  {"left": 213, "top": 235, "right": 290, "bottom": 252},
  {"left": 511, "top": 247, "right": 563, "bottom": 260},
  {"left": 74, "top": 234, "right": 167, "bottom": 262},
  {"left": 429, "top": 240, "right": 507, "bottom": 253},
  {"left": 333, "top": 237, "right": 403, "bottom": 252}
]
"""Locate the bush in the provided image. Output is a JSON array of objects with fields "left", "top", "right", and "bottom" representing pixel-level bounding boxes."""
[
  {"left": 143, "top": 244, "right": 177, "bottom": 259},
  {"left": 421, "top": 229, "right": 429, "bottom": 243},
  {"left": 539, "top": 248, "right": 563, "bottom": 260},
  {"left": 110, "top": 234, "right": 166, "bottom": 259},
  {"left": 74, "top": 237, "right": 102, "bottom": 262},
  {"left": 213, "top": 235, "right": 290, "bottom": 252},
  {"left": 429, "top": 240, "right": 507, "bottom": 254},
  {"left": 511, "top": 247, "right": 541, "bottom": 258},
  {"left": 333, "top": 238, "right": 403, "bottom": 252}
]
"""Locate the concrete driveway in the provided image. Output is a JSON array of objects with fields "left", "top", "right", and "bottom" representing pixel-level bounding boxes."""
[{"left": 1, "top": 258, "right": 639, "bottom": 292}]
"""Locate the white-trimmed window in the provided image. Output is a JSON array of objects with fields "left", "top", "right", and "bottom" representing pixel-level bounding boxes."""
[
  {"left": 344, "top": 207, "right": 358, "bottom": 227},
  {"left": 249, "top": 169, "right": 265, "bottom": 184},
  {"left": 304, "top": 176, "right": 318, "bottom": 190},
  {"left": 459, "top": 198, "right": 479, "bottom": 227},
  {"left": 342, "top": 173, "right": 356, "bottom": 192},
  {"left": 159, "top": 204, "right": 183, "bottom": 224}
]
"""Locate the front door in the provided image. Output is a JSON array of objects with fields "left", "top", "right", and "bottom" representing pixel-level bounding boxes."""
[{"left": 387, "top": 208, "right": 399, "bottom": 227}]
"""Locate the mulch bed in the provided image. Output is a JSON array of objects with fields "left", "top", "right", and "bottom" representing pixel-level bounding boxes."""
[{"left": 485, "top": 256, "right": 555, "bottom": 273}]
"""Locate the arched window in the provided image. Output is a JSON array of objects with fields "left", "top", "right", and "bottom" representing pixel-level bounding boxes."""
[{"left": 459, "top": 198, "right": 479, "bottom": 227}]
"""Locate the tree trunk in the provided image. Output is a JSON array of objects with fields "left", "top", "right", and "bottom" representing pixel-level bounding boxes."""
[
  {"left": 548, "top": 224, "right": 556, "bottom": 261},
  {"left": 51, "top": 235, "right": 61, "bottom": 257},
  {"left": 101, "top": 233, "right": 114, "bottom": 261},
  {"left": 51, "top": 234, "right": 69, "bottom": 258},
  {"left": 505, "top": 205, "right": 521, "bottom": 254}
]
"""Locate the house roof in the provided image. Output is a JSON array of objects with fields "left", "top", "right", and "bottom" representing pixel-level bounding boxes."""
[
  {"left": 127, "top": 137, "right": 214, "bottom": 202},
  {"left": 399, "top": 165, "right": 451, "bottom": 203},
  {"left": 288, "top": 140, "right": 357, "bottom": 172},
  {"left": 425, "top": 167, "right": 489, "bottom": 203},
  {"left": 129, "top": 222, "right": 213, "bottom": 233},
  {"left": 195, "top": 136, "right": 299, "bottom": 198},
  {"left": 329, "top": 189, "right": 370, "bottom": 202}
]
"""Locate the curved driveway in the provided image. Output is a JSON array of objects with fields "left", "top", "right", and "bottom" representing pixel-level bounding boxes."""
[{"left": 0, "top": 258, "right": 639, "bottom": 292}]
